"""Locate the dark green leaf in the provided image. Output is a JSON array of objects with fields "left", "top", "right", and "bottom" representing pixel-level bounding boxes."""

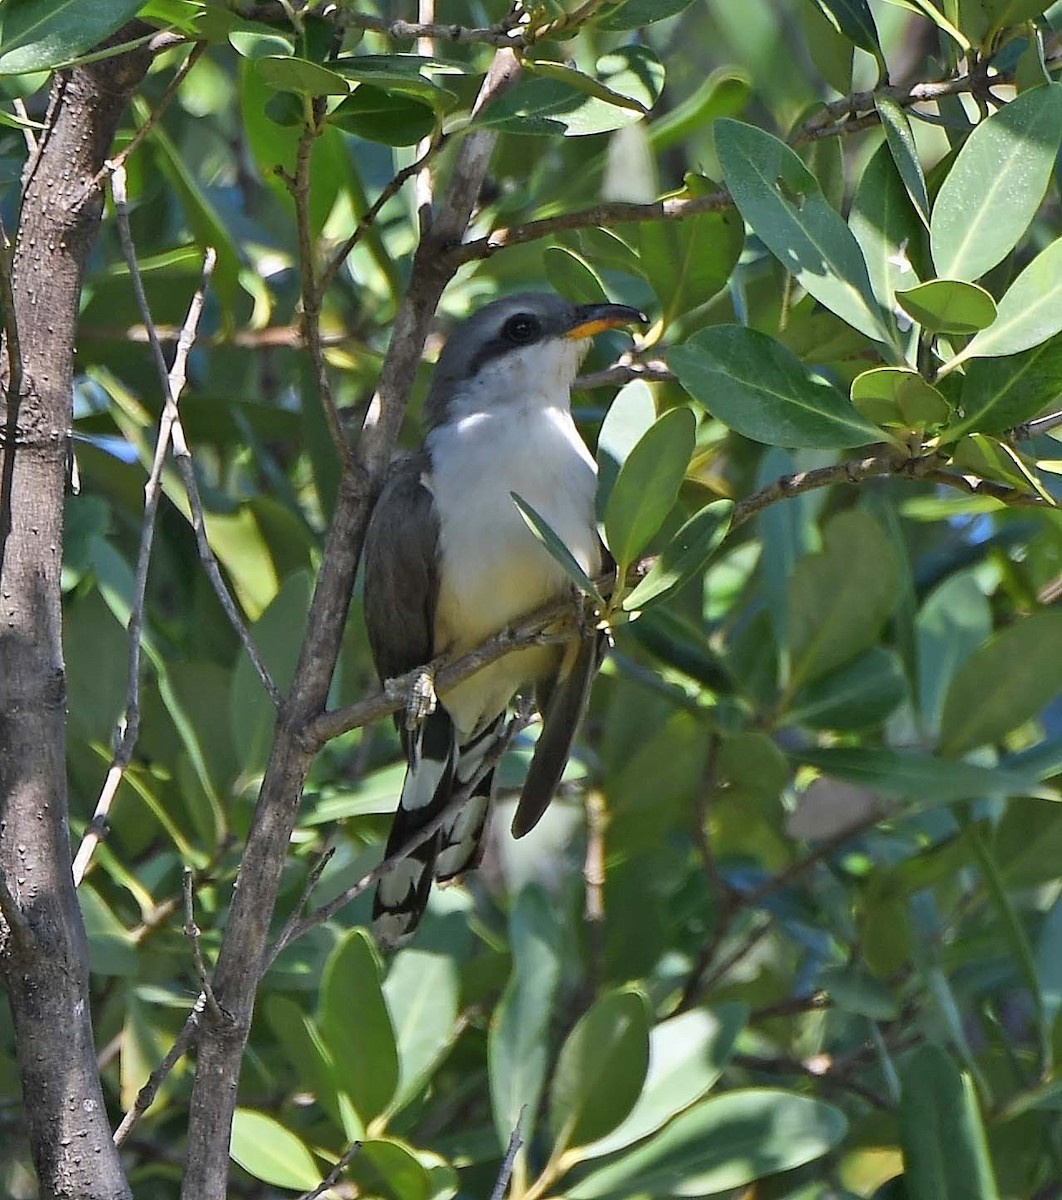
[
  {"left": 569, "top": 1089, "right": 847, "bottom": 1198},
  {"left": 512, "top": 493, "right": 603, "bottom": 602},
  {"left": 787, "top": 646, "right": 909, "bottom": 730},
  {"left": 671, "top": 326, "right": 885, "bottom": 448},
  {"left": 939, "top": 611, "right": 1062, "bottom": 754},
  {"left": 716, "top": 120, "right": 893, "bottom": 344},
  {"left": 328, "top": 86, "right": 436, "bottom": 145},
  {"left": 355, "top": 1139, "right": 432, "bottom": 1200},
  {"left": 876, "top": 95, "right": 930, "bottom": 226},
  {"left": 946, "top": 337, "right": 1062, "bottom": 439},
  {"left": 648, "top": 67, "right": 750, "bottom": 152},
  {"left": 603, "top": 407, "right": 696, "bottom": 572},
  {"left": 596, "top": 0, "right": 695, "bottom": 30},
  {"left": 896, "top": 279, "right": 997, "bottom": 334},
  {"left": 916, "top": 572, "right": 992, "bottom": 736},
  {"left": 900, "top": 1044, "right": 1000, "bottom": 1200},
  {"left": 489, "top": 887, "right": 561, "bottom": 1151},
  {"left": 543, "top": 247, "right": 609, "bottom": 305},
  {"left": 849, "top": 140, "right": 923, "bottom": 314},
  {"left": 788, "top": 510, "right": 898, "bottom": 687},
  {"left": 802, "top": 0, "right": 853, "bottom": 94},
  {"left": 255, "top": 54, "right": 350, "bottom": 96},
  {"left": 811, "top": 0, "right": 883, "bottom": 60},
  {"left": 550, "top": 986, "right": 650, "bottom": 1152},
  {"left": 595, "top": 380, "right": 656, "bottom": 520},
  {"left": 319, "top": 929, "right": 399, "bottom": 1122},
  {"left": 383, "top": 950, "right": 459, "bottom": 1112},
  {"left": 795, "top": 746, "right": 1055, "bottom": 804},
  {"left": 574, "top": 1004, "right": 747, "bottom": 1161},
  {"left": 930, "top": 83, "right": 1062, "bottom": 281},
  {"left": 638, "top": 210, "right": 743, "bottom": 324},
  {"left": 622, "top": 499, "right": 733, "bottom": 612},
  {"left": 0, "top": 0, "right": 147, "bottom": 74},
  {"left": 230, "top": 1110, "right": 321, "bottom": 1191}
]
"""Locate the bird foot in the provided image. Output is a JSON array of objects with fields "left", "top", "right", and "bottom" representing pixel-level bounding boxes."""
[{"left": 404, "top": 667, "right": 438, "bottom": 731}]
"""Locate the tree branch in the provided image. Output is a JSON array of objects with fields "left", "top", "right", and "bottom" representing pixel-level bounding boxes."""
[
  {"left": 179, "top": 46, "right": 520, "bottom": 1199},
  {"left": 72, "top": 239, "right": 215, "bottom": 887}
]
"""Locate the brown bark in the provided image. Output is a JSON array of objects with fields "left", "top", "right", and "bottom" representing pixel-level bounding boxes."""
[{"left": 0, "top": 32, "right": 154, "bottom": 1200}]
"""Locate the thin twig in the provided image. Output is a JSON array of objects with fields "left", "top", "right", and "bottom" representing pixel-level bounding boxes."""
[
  {"left": 297, "top": 1141, "right": 363, "bottom": 1200},
  {"left": 582, "top": 790, "right": 607, "bottom": 994},
  {"left": 265, "top": 713, "right": 529, "bottom": 969},
  {"left": 72, "top": 241, "right": 216, "bottom": 886},
  {"left": 575, "top": 360, "right": 673, "bottom": 390},
  {"left": 732, "top": 1051, "right": 891, "bottom": 1110},
  {"left": 344, "top": 10, "right": 523, "bottom": 46},
  {"left": 182, "top": 868, "right": 224, "bottom": 1021},
  {"left": 289, "top": 115, "right": 349, "bottom": 465},
  {"left": 319, "top": 130, "right": 443, "bottom": 295},
  {"left": 89, "top": 42, "right": 207, "bottom": 193},
  {"left": 109, "top": 165, "right": 281, "bottom": 705},
  {"left": 112, "top": 1006, "right": 202, "bottom": 1146},
  {"left": 490, "top": 1111, "right": 527, "bottom": 1200}
]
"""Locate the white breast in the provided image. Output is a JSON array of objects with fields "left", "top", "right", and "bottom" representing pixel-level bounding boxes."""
[{"left": 427, "top": 395, "right": 600, "bottom": 734}]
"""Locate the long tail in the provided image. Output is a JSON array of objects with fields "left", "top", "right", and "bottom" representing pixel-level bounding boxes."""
[{"left": 373, "top": 711, "right": 507, "bottom": 945}]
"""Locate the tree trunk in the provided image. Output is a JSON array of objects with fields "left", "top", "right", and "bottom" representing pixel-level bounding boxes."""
[{"left": 0, "top": 33, "right": 154, "bottom": 1200}]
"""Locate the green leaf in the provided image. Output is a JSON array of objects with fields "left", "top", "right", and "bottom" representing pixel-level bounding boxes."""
[
  {"left": 638, "top": 209, "right": 743, "bottom": 325},
  {"left": 851, "top": 366, "right": 951, "bottom": 428},
  {"left": 489, "top": 887, "right": 562, "bottom": 1151},
  {"left": 0, "top": 0, "right": 147, "bottom": 74},
  {"left": 603, "top": 407, "right": 696, "bottom": 572},
  {"left": 795, "top": 746, "right": 1055, "bottom": 805},
  {"left": 574, "top": 1004, "right": 747, "bottom": 1162},
  {"left": 896, "top": 279, "right": 997, "bottom": 334},
  {"left": 802, "top": 0, "right": 854, "bottom": 94},
  {"left": 356, "top": 1139, "right": 433, "bottom": 1200},
  {"left": 930, "top": 83, "right": 1062, "bottom": 281},
  {"left": 595, "top": 0, "right": 695, "bottom": 30},
  {"left": 945, "top": 337, "right": 1062, "bottom": 439},
  {"left": 569, "top": 1089, "right": 848, "bottom": 1198},
  {"left": 900, "top": 1044, "right": 1000, "bottom": 1200},
  {"left": 917, "top": 572, "right": 992, "bottom": 736},
  {"left": 876, "top": 95, "right": 930, "bottom": 227},
  {"left": 945, "top": 236, "right": 1062, "bottom": 365},
  {"left": 330, "top": 55, "right": 460, "bottom": 109},
  {"left": 328, "top": 86, "right": 436, "bottom": 145},
  {"left": 939, "top": 611, "right": 1062, "bottom": 754},
  {"left": 80, "top": 886, "right": 138, "bottom": 977},
  {"left": 255, "top": 54, "right": 350, "bottom": 96},
  {"left": 512, "top": 493, "right": 603, "bottom": 602},
  {"left": 319, "top": 929, "right": 399, "bottom": 1122},
  {"left": 1037, "top": 895, "right": 1062, "bottom": 1032},
  {"left": 230, "top": 1110, "right": 321, "bottom": 1191},
  {"left": 716, "top": 119, "right": 893, "bottom": 344},
  {"left": 544, "top": 247, "right": 609, "bottom": 305},
  {"left": 528, "top": 59, "right": 652, "bottom": 115},
  {"left": 596, "top": 380, "right": 656, "bottom": 520},
  {"left": 383, "top": 949, "right": 460, "bottom": 1112},
  {"left": 265, "top": 997, "right": 358, "bottom": 1139},
  {"left": 228, "top": 24, "right": 294, "bottom": 60},
  {"left": 949, "top": 433, "right": 1051, "bottom": 501},
  {"left": 479, "top": 47, "right": 663, "bottom": 137},
  {"left": 787, "top": 646, "right": 909, "bottom": 730},
  {"left": 849, "top": 140, "right": 923, "bottom": 315},
  {"left": 671, "top": 326, "right": 885, "bottom": 448},
  {"left": 622, "top": 499, "right": 733, "bottom": 612},
  {"left": 648, "top": 66, "right": 750, "bottom": 153},
  {"left": 819, "top": 964, "right": 900, "bottom": 1020},
  {"left": 788, "top": 510, "right": 899, "bottom": 688},
  {"left": 551, "top": 988, "right": 650, "bottom": 1154},
  {"left": 810, "top": 0, "right": 883, "bottom": 61}
]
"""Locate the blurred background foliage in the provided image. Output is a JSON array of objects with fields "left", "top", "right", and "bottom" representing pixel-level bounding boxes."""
[{"left": 5, "top": 0, "right": 1062, "bottom": 1196}]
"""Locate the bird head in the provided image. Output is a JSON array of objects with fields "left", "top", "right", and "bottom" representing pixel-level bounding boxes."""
[{"left": 425, "top": 292, "right": 646, "bottom": 427}]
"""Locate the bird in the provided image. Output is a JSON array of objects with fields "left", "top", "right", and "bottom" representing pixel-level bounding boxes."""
[{"left": 362, "top": 291, "right": 646, "bottom": 943}]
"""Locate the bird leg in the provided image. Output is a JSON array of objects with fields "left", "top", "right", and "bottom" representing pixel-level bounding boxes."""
[{"left": 405, "top": 667, "right": 438, "bottom": 731}]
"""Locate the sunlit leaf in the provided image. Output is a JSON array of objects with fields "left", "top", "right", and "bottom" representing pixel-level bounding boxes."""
[{"left": 230, "top": 1110, "right": 320, "bottom": 1191}]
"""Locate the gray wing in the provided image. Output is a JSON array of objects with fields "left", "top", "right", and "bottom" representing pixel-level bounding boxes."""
[
  {"left": 510, "top": 627, "right": 606, "bottom": 839},
  {"left": 363, "top": 452, "right": 439, "bottom": 688}
]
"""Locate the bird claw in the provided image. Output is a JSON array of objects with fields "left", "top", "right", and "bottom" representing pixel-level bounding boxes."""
[{"left": 405, "top": 667, "right": 438, "bottom": 731}]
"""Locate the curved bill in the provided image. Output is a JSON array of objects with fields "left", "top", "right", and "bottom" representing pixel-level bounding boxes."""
[{"left": 563, "top": 302, "right": 648, "bottom": 341}]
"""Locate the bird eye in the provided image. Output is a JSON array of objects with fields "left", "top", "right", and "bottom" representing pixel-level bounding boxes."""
[{"left": 502, "top": 313, "right": 540, "bottom": 345}]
